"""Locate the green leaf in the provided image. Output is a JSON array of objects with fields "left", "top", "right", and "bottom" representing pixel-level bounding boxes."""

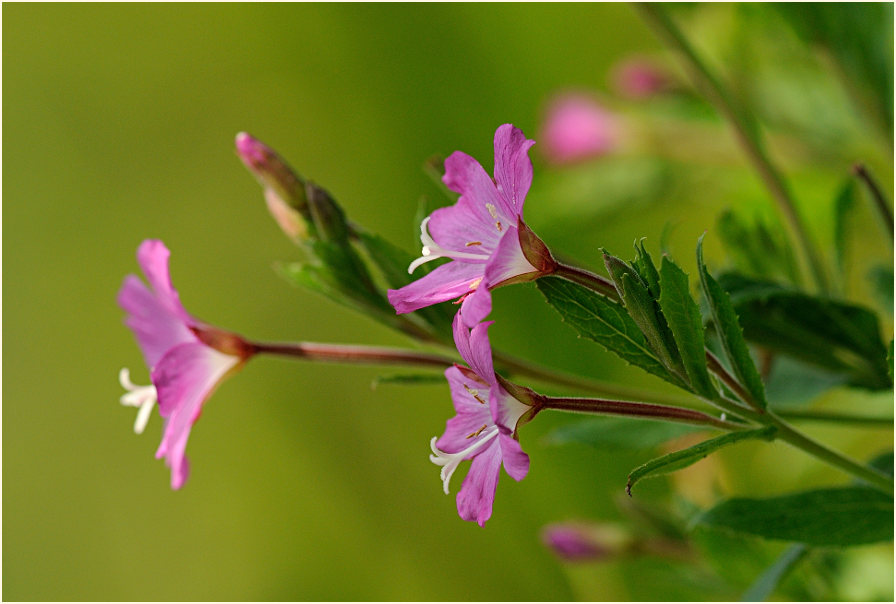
[
  {"left": 718, "top": 272, "right": 892, "bottom": 390},
  {"left": 544, "top": 416, "right": 700, "bottom": 451},
  {"left": 867, "top": 451, "right": 894, "bottom": 478},
  {"left": 697, "top": 236, "right": 768, "bottom": 408},
  {"left": 308, "top": 240, "right": 390, "bottom": 310},
  {"left": 696, "top": 486, "right": 894, "bottom": 546},
  {"left": 355, "top": 231, "right": 454, "bottom": 334},
  {"left": 833, "top": 179, "right": 858, "bottom": 276},
  {"left": 775, "top": 3, "right": 894, "bottom": 140},
  {"left": 371, "top": 373, "right": 446, "bottom": 388},
  {"left": 868, "top": 264, "right": 894, "bottom": 314},
  {"left": 605, "top": 252, "right": 685, "bottom": 378},
  {"left": 627, "top": 427, "right": 775, "bottom": 494},
  {"left": 741, "top": 544, "right": 808, "bottom": 602},
  {"left": 716, "top": 210, "right": 799, "bottom": 284},
  {"left": 658, "top": 257, "right": 716, "bottom": 398},
  {"left": 537, "top": 276, "right": 687, "bottom": 389},
  {"left": 764, "top": 356, "right": 848, "bottom": 407},
  {"left": 633, "top": 239, "right": 662, "bottom": 299}
]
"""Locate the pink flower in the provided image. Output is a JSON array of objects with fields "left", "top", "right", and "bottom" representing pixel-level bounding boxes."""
[
  {"left": 429, "top": 304, "right": 533, "bottom": 526},
  {"left": 387, "top": 124, "right": 555, "bottom": 327},
  {"left": 117, "top": 240, "right": 253, "bottom": 489},
  {"left": 539, "top": 94, "right": 619, "bottom": 164},
  {"left": 610, "top": 57, "right": 671, "bottom": 100}
]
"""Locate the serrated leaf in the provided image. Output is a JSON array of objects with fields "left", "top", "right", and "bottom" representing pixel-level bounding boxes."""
[
  {"left": 697, "top": 236, "right": 768, "bottom": 408},
  {"left": 544, "top": 416, "right": 700, "bottom": 451},
  {"left": 719, "top": 272, "right": 891, "bottom": 390},
  {"left": 308, "top": 240, "right": 390, "bottom": 311},
  {"left": 537, "top": 276, "right": 687, "bottom": 389},
  {"left": 741, "top": 544, "right": 808, "bottom": 602},
  {"left": 605, "top": 251, "right": 685, "bottom": 378},
  {"left": 627, "top": 427, "right": 775, "bottom": 494},
  {"left": 696, "top": 486, "right": 894, "bottom": 546},
  {"left": 633, "top": 239, "right": 662, "bottom": 299},
  {"left": 659, "top": 257, "right": 716, "bottom": 398}
]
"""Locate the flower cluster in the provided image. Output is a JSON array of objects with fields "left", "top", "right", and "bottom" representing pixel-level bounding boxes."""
[{"left": 389, "top": 124, "right": 550, "bottom": 525}]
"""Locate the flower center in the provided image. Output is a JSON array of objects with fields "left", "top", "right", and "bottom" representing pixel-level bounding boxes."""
[
  {"left": 119, "top": 368, "right": 157, "bottom": 434},
  {"left": 429, "top": 427, "right": 500, "bottom": 494},
  {"left": 407, "top": 216, "right": 490, "bottom": 274}
]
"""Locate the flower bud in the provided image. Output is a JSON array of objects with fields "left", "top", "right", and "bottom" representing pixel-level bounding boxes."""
[
  {"left": 541, "top": 522, "right": 634, "bottom": 562},
  {"left": 235, "top": 132, "right": 312, "bottom": 242},
  {"left": 610, "top": 57, "right": 672, "bottom": 100},
  {"left": 538, "top": 93, "right": 619, "bottom": 165}
]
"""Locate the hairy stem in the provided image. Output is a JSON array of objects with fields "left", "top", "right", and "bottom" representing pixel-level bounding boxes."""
[
  {"left": 554, "top": 262, "right": 622, "bottom": 302},
  {"left": 251, "top": 340, "right": 453, "bottom": 369}
]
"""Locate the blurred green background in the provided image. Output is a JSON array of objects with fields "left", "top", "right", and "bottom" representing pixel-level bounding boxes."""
[{"left": 3, "top": 4, "right": 892, "bottom": 601}]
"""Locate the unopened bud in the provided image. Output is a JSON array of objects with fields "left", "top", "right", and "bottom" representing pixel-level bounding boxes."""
[
  {"left": 610, "top": 57, "right": 672, "bottom": 99},
  {"left": 305, "top": 181, "right": 351, "bottom": 244},
  {"left": 541, "top": 522, "right": 633, "bottom": 562},
  {"left": 538, "top": 93, "right": 619, "bottom": 165},
  {"left": 235, "top": 132, "right": 312, "bottom": 241}
]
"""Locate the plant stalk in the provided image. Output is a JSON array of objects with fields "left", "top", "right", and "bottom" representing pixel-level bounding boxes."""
[{"left": 636, "top": 3, "right": 830, "bottom": 293}]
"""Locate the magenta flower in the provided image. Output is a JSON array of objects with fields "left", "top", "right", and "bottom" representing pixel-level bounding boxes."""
[
  {"left": 429, "top": 305, "right": 534, "bottom": 526},
  {"left": 387, "top": 124, "right": 555, "bottom": 327},
  {"left": 539, "top": 93, "right": 619, "bottom": 164},
  {"left": 118, "top": 239, "right": 253, "bottom": 489}
]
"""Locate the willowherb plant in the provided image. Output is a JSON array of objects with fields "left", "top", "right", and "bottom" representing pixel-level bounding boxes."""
[{"left": 116, "top": 5, "right": 893, "bottom": 598}]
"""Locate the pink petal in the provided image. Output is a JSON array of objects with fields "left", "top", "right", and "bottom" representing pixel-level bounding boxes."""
[
  {"left": 452, "top": 313, "right": 496, "bottom": 382},
  {"left": 387, "top": 261, "right": 483, "bottom": 315},
  {"left": 443, "top": 150, "right": 516, "bottom": 223},
  {"left": 118, "top": 274, "right": 195, "bottom": 369},
  {"left": 493, "top": 124, "right": 535, "bottom": 215},
  {"left": 151, "top": 341, "right": 241, "bottom": 489},
  {"left": 436, "top": 366, "right": 494, "bottom": 453},
  {"left": 483, "top": 226, "right": 539, "bottom": 288},
  {"left": 498, "top": 432, "right": 530, "bottom": 482},
  {"left": 458, "top": 286, "right": 492, "bottom": 328},
  {"left": 456, "top": 437, "right": 503, "bottom": 527},
  {"left": 427, "top": 200, "right": 505, "bottom": 255}
]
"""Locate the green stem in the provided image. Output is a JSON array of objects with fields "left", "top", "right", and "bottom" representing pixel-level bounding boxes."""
[
  {"left": 636, "top": 3, "right": 830, "bottom": 294},
  {"left": 554, "top": 262, "right": 621, "bottom": 302},
  {"left": 774, "top": 409, "right": 895, "bottom": 427},
  {"left": 766, "top": 412, "right": 894, "bottom": 496},
  {"left": 251, "top": 340, "right": 454, "bottom": 369}
]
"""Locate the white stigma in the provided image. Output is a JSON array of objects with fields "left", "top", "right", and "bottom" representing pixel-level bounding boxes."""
[
  {"left": 119, "top": 368, "right": 157, "bottom": 434},
  {"left": 407, "top": 216, "right": 488, "bottom": 274},
  {"left": 429, "top": 427, "right": 499, "bottom": 494}
]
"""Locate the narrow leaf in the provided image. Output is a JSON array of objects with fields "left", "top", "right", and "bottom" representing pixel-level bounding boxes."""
[
  {"left": 696, "top": 486, "right": 894, "bottom": 546},
  {"left": 741, "top": 544, "right": 808, "bottom": 602},
  {"left": 544, "top": 416, "right": 700, "bottom": 451},
  {"left": 659, "top": 256, "right": 716, "bottom": 398},
  {"left": 697, "top": 236, "right": 768, "bottom": 408},
  {"left": 627, "top": 427, "right": 775, "bottom": 494},
  {"left": 371, "top": 373, "right": 446, "bottom": 388},
  {"left": 537, "top": 276, "right": 687, "bottom": 389},
  {"left": 633, "top": 239, "right": 662, "bottom": 299},
  {"left": 833, "top": 179, "right": 858, "bottom": 276}
]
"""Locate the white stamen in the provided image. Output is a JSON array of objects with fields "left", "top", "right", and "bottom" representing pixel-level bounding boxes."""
[
  {"left": 407, "top": 216, "right": 488, "bottom": 274},
  {"left": 429, "top": 427, "right": 499, "bottom": 494},
  {"left": 119, "top": 368, "right": 158, "bottom": 434},
  {"left": 485, "top": 203, "right": 498, "bottom": 219},
  {"left": 720, "top": 413, "right": 727, "bottom": 422}
]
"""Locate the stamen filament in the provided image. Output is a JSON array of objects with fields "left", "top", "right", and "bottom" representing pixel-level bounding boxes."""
[{"left": 429, "top": 428, "right": 500, "bottom": 494}]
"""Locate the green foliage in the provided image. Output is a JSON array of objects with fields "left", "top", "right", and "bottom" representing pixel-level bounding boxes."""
[
  {"left": 697, "top": 236, "right": 769, "bottom": 408},
  {"left": 543, "top": 416, "right": 700, "bottom": 451},
  {"left": 626, "top": 427, "right": 775, "bottom": 494},
  {"left": 741, "top": 544, "right": 808, "bottom": 602},
  {"left": 719, "top": 273, "right": 892, "bottom": 389},
  {"left": 832, "top": 179, "right": 858, "bottom": 277},
  {"left": 604, "top": 251, "right": 686, "bottom": 378},
  {"left": 696, "top": 487, "right": 894, "bottom": 546},
  {"left": 371, "top": 373, "right": 447, "bottom": 388},
  {"left": 774, "top": 3, "right": 894, "bottom": 139},
  {"left": 868, "top": 264, "right": 894, "bottom": 313},
  {"left": 717, "top": 210, "right": 798, "bottom": 284},
  {"left": 658, "top": 256, "right": 717, "bottom": 398},
  {"left": 536, "top": 276, "right": 687, "bottom": 388}
]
